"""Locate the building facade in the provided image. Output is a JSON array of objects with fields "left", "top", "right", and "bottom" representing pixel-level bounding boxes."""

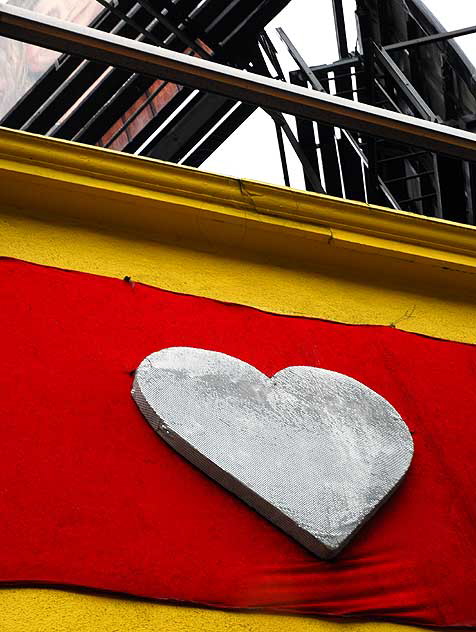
[{"left": 1, "top": 126, "right": 476, "bottom": 629}]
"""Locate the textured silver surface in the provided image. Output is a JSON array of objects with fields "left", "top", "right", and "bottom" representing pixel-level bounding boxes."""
[{"left": 132, "top": 347, "right": 413, "bottom": 558}]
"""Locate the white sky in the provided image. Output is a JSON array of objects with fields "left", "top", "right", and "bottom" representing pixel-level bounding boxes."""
[{"left": 200, "top": 0, "right": 476, "bottom": 190}]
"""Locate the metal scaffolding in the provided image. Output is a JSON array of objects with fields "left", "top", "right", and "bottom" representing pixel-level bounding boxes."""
[
  {"left": 289, "top": 0, "right": 476, "bottom": 223},
  {"left": 1, "top": 0, "right": 476, "bottom": 224}
]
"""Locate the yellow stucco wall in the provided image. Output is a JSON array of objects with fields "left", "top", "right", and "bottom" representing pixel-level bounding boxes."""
[
  {"left": 1, "top": 127, "right": 475, "bottom": 630},
  {"left": 0, "top": 589, "right": 423, "bottom": 632},
  {"left": 1, "top": 128, "right": 476, "bottom": 343},
  {"left": 2, "top": 210, "right": 476, "bottom": 344}
]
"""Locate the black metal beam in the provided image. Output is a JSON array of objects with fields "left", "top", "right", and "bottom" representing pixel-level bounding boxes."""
[
  {"left": 120, "top": 87, "right": 192, "bottom": 153},
  {"left": 1, "top": 5, "right": 476, "bottom": 163},
  {"left": 357, "top": 7, "right": 380, "bottom": 205},
  {"left": 94, "top": 0, "right": 163, "bottom": 47},
  {"left": 19, "top": 5, "right": 157, "bottom": 135},
  {"left": 331, "top": 0, "right": 349, "bottom": 58},
  {"left": 289, "top": 72, "right": 333, "bottom": 195},
  {"left": 0, "top": 1, "right": 122, "bottom": 128},
  {"left": 269, "top": 110, "right": 325, "bottom": 193},
  {"left": 305, "top": 24, "right": 476, "bottom": 76},
  {"left": 373, "top": 43, "right": 437, "bottom": 121},
  {"left": 145, "top": 92, "right": 234, "bottom": 161},
  {"left": 278, "top": 27, "right": 399, "bottom": 207},
  {"left": 135, "top": 0, "right": 213, "bottom": 60},
  {"left": 274, "top": 120, "right": 291, "bottom": 187},
  {"left": 183, "top": 102, "right": 256, "bottom": 168},
  {"left": 386, "top": 24, "right": 476, "bottom": 52}
]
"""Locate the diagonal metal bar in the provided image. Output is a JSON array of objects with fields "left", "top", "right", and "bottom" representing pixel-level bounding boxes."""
[
  {"left": 277, "top": 27, "right": 400, "bottom": 209},
  {"left": 256, "top": 32, "right": 323, "bottom": 192},
  {"left": 274, "top": 120, "right": 290, "bottom": 187},
  {"left": 269, "top": 110, "right": 324, "bottom": 193},
  {"left": 103, "top": 78, "right": 170, "bottom": 148},
  {"left": 276, "top": 28, "right": 326, "bottom": 93},
  {"left": 0, "top": 4, "right": 476, "bottom": 163},
  {"left": 373, "top": 43, "right": 438, "bottom": 122},
  {"left": 258, "top": 31, "right": 286, "bottom": 81},
  {"left": 134, "top": 0, "right": 213, "bottom": 60},
  {"left": 94, "top": 0, "right": 163, "bottom": 47}
]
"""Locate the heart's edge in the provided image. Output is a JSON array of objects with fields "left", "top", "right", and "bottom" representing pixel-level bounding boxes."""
[
  {"left": 138, "top": 348, "right": 413, "bottom": 442},
  {"left": 131, "top": 378, "right": 411, "bottom": 560}
]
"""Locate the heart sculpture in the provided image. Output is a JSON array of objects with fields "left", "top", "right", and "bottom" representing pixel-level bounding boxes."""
[{"left": 132, "top": 347, "right": 413, "bottom": 559}]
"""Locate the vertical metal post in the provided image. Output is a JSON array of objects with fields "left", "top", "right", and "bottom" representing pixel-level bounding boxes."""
[
  {"left": 278, "top": 27, "right": 399, "bottom": 208},
  {"left": 255, "top": 35, "right": 324, "bottom": 193},
  {"left": 293, "top": 71, "right": 342, "bottom": 197},
  {"left": 357, "top": 8, "right": 380, "bottom": 204},
  {"left": 289, "top": 71, "right": 323, "bottom": 192},
  {"left": 274, "top": 121, "right": 291, "bottom": 187},
  {"left": 331, "top": 0, "right": 349, "bottom": 59},
  {"left": 432, "top": 154, "right": 443, "bottom": 218},
  {"left": 463, "top": 161, "right": 475, "bottom": 225}
]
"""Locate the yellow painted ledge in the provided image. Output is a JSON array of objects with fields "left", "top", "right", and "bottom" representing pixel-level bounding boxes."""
[
  {"left": 0, "top": 133, "right": 470, "bottom": 629},
  {"left": 1, "top": 127, "right": 476, "bottom": 343},
  {"left": 0, "top": 589, "right": 424, "bottom": 632},
  {"left": 2, "top": 126, "right": 476, "bottom": 272}
]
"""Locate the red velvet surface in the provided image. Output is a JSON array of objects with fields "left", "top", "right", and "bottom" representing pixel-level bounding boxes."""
[{"left": 1, "top": 258, "right": 476, "bottom": 626}]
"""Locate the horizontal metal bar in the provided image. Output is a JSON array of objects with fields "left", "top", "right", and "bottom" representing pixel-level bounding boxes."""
[
  {"left": 305, "top": 25, "right": 476, "bottom": 74},
  {"left": 384, "top": 169, "right": 434, "bottom": 184},
  {"left": 386, "top": 24, "right": 476, "bottom": 52},
  {"left": 400, "top": 192, "right": 437, "bottom": 204},
  {"left": 331, "top": 69, "right": 364, "bottom": 80},
  {"left": 377, "top": 150, "right": 430, "bottom": 163},
  {"left": 307, "top": 57, "right": 359, "bottom": 75},
  {"left": 1, "top": 4, "right": 476, "bottom": 162},
  {"left": 333, "top": 87, "right": 366, "bottom": 97}
]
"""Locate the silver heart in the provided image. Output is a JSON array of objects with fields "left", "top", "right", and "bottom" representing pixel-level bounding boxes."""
[{"left": 132, "top": 347, "right": 413, "bottom": 559}]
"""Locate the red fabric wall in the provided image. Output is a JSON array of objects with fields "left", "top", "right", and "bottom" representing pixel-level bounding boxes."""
[{"left": 1, "top": 258, "right": 476, "bottom": 627}]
